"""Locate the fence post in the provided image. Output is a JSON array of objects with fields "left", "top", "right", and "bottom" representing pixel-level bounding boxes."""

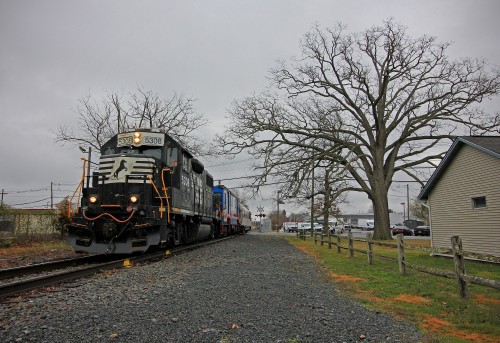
[
  {"left": 327, "top": 230, "right": 332, "bottom": 249},
  {"left": 367, "top": 232, "right": 373, "bottom": 265},
  {"left": 451, "top": 235, "right": 468, "bottom": 299},
  {"left": 348, "top": 230, "right": 354, "bottom": 257},
  {"left": 314, "top": 231, "right": 318, "bottom": 244},
  {"left": 337, "top": 230, "right": 341, "bottom": 253},
  {"left": 397, "top": 234, "right": 406, "bottom": 275}
]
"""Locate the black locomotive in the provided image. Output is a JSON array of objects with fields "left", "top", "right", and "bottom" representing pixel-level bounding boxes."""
[{"left": 67, "top": 129, "right": 250, "bottom": 254}]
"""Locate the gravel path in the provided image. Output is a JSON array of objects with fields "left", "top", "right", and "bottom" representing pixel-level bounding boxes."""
[{"left": 0, "top": 234, "right": 423, "bottom": 342}]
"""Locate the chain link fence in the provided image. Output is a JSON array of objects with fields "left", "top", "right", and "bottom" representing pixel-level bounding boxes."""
[{"left": 0, "top": 211, "right": 64, "bottom": 242}]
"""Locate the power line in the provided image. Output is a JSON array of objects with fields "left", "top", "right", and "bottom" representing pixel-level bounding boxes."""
[
  {"left": 217, "top": 173, "right": 424, "bottom": 183},
  {"left": 206, "top": 156, "right": 254, "bottom": 168},
  {"left": 3, "top": 187, "right": 50, "bottom": 194},
  {"left": 9, "top": 197, "right": 51, "bottom": 206}
]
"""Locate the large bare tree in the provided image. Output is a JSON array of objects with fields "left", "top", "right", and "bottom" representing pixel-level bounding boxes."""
[
  {"left": 55, "top": 88, "right": 209, "bottom": 155},
  {"left": 217, "top": 20, "right": 500, "bottom": 239}
]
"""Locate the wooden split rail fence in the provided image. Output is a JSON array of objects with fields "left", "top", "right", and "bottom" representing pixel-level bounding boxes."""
[{"left": 297, "top": 229, "right": 500, "bottom": 299}]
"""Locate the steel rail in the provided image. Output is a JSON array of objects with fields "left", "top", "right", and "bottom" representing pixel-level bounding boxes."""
[
  {"left": 0, "top": 255, "right": 112, "bottom": 281},
  {"left": 0, "top": 236, "right": 233, "bottom": 300}
]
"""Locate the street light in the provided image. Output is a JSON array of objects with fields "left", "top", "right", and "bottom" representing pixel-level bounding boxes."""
[{"left": 79, "top": 146, "right": 92, "bottom": 188}]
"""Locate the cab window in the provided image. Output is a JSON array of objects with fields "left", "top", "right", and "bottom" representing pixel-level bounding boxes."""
[{"left": 182, "top": 153, "right": 191, "bottom": 172}]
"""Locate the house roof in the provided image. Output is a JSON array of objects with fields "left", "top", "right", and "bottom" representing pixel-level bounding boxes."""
[{"left": 418, "top": 136, "right": 500, "bottom": 200}]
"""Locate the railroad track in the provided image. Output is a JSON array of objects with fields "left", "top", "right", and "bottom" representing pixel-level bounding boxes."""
[
  {"left": 0, "top": 254, "right": 114, "bottom": 281},
  {"left": 0, "top": 236, "right": 232, "bottom": 301}
]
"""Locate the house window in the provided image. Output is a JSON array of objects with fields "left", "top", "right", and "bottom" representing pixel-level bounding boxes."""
[{"left": 472, "top": 196, "right": 487, "bottom": 209}]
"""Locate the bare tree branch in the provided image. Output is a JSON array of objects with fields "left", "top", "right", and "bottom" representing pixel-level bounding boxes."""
[{"left": 54, "top": 87, "right": 209, "bottom": 155}]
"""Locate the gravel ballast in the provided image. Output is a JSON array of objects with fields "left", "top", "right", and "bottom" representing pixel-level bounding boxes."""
[{"left": 0, "top": 234, "right": 423, "bottom": 342}]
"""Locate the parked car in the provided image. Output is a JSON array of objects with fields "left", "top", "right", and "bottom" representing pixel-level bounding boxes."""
[
  {"left": 391, "top": 224, "right": 414, "bottom": 236},
  {"left": 314, "top": 224, "right": 324, "bottom": 231},
  {"left": 329, "top": 225, "right": 344, "bottom": 234},
  {"left": 414, "top": 225, "right": 430, "bottom": 236},
  {"left": 282, "top": 222, "right": 299, "bottom": 232},
  {"left": 297, "top": 223, "right": 312, "bottom": 231}
]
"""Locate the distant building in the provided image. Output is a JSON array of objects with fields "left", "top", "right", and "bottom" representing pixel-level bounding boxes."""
[
  {"left": 418, "top": 136, "right": 500, "bottom": 257},
  {"left": 261, "top": 218, "right": 272, "bottom": 232}
]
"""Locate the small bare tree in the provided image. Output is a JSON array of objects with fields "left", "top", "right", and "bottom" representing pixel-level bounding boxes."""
[
  {"left": 54, "top": 88, "right": 209, "bottom": 155},
  {"left": 410, "top": 201, "right": 429, "bottom": 224},
  {"left": 217, "top": 93, "right": 350, "bottom": 223}
]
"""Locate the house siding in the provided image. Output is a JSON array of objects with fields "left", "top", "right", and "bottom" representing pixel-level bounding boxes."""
[{"left": 428, "top": 145, "right": 500, "bottom": 257}]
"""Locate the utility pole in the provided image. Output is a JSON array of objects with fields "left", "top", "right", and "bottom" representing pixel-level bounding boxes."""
[
  {"left": 310, "top": 165, "right": 315, "bottom": 236},
  {"left": 406, "top": 184, "right": 410, "bottom": 221},
  {"left": 277, "top": 191, "right": 280, "bottom": 232},
  {"left": 79, "top": 146, "right": 92, "bottom": 188},
  {"left": 50, "top": 182, "right": 53, "bottom": 209},
  {"left": 276, "top": 191, "right": 284, "bottom": 232},
  {"left": 1, "top": 189, "right": 6, "bottom": 206}
]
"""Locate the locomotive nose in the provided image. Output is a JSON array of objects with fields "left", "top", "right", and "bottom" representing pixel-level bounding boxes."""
[{"left": 102, "top": 221, "right": 118, "bottom": 240}]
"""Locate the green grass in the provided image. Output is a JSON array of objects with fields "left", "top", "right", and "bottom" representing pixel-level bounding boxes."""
[
  {"left": 0, "top": 239, "right": 13, "bottom": 248},
  {"left": 285, "top": 236, "right": 500, "bottom": 343}
]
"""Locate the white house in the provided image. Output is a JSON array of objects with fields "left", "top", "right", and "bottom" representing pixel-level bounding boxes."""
[{"left": 418, "top": 136, "right": 500, "bottom": 257}]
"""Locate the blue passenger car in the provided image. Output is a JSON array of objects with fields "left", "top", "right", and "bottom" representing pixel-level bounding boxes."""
[{"left": 213, "top": 184, "right": 240, "bottom": 235}]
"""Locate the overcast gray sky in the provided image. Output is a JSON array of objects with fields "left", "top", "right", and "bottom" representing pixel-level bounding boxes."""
[{"left": 1, "top": 0, "right": 499, "bottom": 216}]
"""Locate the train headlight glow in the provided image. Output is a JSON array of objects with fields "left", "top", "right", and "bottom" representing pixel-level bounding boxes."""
[
  {"left": 89, "top": 196, "right": 98, "bottom": 203},
  {"left": 133, "top": 132, "right": 141, "bottom": 144},
  {"left": 130, "top": 195, "right": 139, "bottom": 203}
]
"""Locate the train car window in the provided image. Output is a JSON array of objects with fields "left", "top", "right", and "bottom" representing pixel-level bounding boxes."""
[
  {"left": 214, "top": 193, "right": 222, "bottom": 209},
  {"left": 142, "top": 148, "right": 161, "bottom": 159},
  {"left": 182, "top": 153, "right": 191, "bottom": 172},
  {"left": 206, "top": 174, "right": 214, "bottom": 188},
  {"left": 119, "top": 148, "right": 140, "bottom": 154},
  {"left": 165, "top": 148, "right": 178, "bottom": 166},
  {"left": 104, "top": 147, "right": 115, "bottom": 155}
]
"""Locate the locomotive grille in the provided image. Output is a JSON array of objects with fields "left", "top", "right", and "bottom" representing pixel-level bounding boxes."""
[{"left": 99, "top": 156, "right": 155, "bottom": 184}]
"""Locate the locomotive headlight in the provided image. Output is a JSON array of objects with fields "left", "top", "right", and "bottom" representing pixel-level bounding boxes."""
[
  {"left": 130, "top": 195, "right": 139, "bottom": 203},
  {"left": 133, "top": 132, "right": 141, "bottom": 144},
  {"left": 89, "top": 195, "right": 98, "bottom": 203}
]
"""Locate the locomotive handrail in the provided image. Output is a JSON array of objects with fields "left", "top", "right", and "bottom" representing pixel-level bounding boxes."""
[
  {"left": 148, "top": 176, "right": 164, "bottom": 220},
  {"left": 82, "top": 209, "right": 136, "bottom": 223},
  {"left": 161, "top": 168, "right": 174, "bottom": 223}
]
